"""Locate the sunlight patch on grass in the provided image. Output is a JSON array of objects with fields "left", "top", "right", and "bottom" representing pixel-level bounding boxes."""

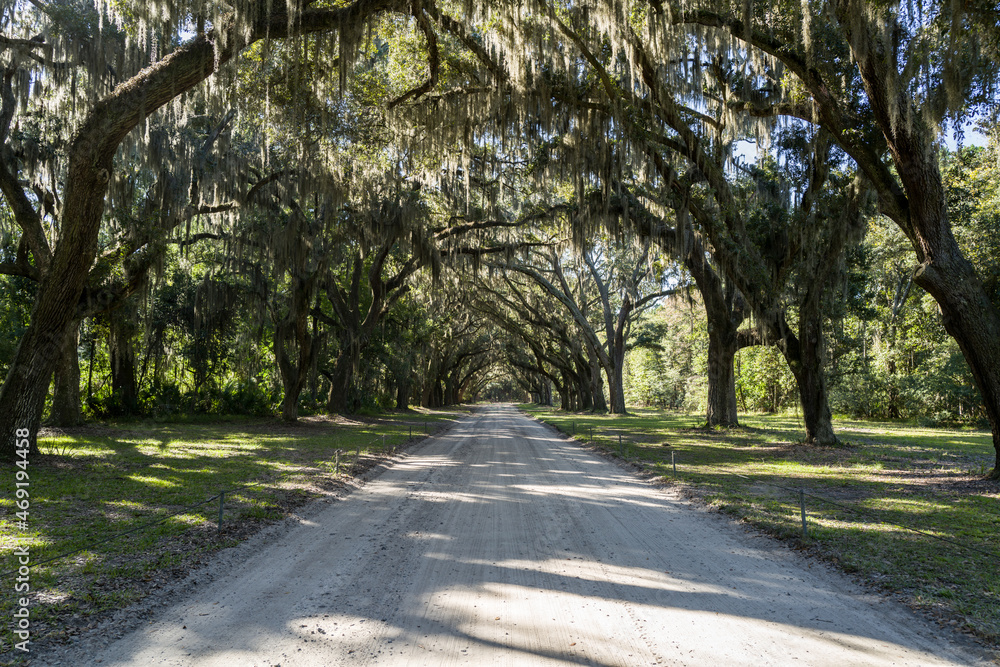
[{"left": 126, "top": 475, "right": 179, "bottom": 488}]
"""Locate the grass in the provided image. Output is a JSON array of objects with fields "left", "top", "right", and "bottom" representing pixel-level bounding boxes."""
[
  {"left": 0, "top": 408, "right": 467, "bottom": 664},
  {"left": 520, "top": 404, "right": 1000, "bottom": 645}
]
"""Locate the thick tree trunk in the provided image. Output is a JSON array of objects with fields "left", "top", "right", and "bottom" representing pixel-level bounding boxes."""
[
  {"left": 50, "top": 320, "right": 83, "bottom": 427},
  {"left": 797, "top": 317, "right": 837, "bottom": 445},
  {"left": 687, "top": 250, "right": 747, "bottom": 428},
  {"left": 577, "top": 375, "right": 593, "bottom": 411},
  {"left": 275, "top": 324, "right": 310, "bottom": 422},
  {"left": 608, "top": 339, "right": 628, "bottom": 414},
  {"left": 444, "top": 373, "right": 460, "bottom": 406},
  {"left": 705, "top": 328, "right": 739, "bottom": 428},
  {"left": 109, "top": 309, "right": 139, "bottom": 415},
  {"left": 590, "top": 359, "right": 607, "bottom": 412},
  {"left": 775, "top": 313, "right": 838, "bottom": 446},
  {"left": 917, "top": 262, "right": 1000, "bottom": 476},
  {"left": 326, "top": 353, "right": 356, "bottom": 414},
  {"left": 395, "top": 377, "right": 411, "bottom": 410},
  {"left": 280, "top": 388, "right": 300, "bottom": 422},
  {"left": 0, "top": 300, "right": 82, "bottom": 458}
]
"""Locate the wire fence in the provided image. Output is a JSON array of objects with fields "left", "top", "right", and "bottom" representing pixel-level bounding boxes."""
[
  {"left": 2, "top": 420, "right": 437, "bottom": 580},
  {"left": 556, "top": 419, "right": 1000, "bottom": 561}
]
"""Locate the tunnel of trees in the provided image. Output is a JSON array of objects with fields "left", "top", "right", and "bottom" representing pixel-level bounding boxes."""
[{"left": 1, "top": 0, "right": 999, "bottom": 476}]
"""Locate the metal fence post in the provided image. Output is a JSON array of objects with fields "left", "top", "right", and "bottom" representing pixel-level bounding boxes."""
[
  {"left": 619, "top": 434, "right": 624, "bottom": 457},
  {"left": 335, "top": 450, "right": 341, "bottom": 474},
  {"left": 672, "top": 451, "right": 676, "bottom": 475}
]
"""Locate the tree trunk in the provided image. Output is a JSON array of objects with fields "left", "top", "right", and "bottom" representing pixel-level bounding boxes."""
[
  {"left": 917, "top": 263, "right": 1000, "bottom": 476},
  {"left": 109, "top": 309, "right": 139, "bottom": 415},
  {"left": 444, "top": 373, "right": 459, "bottom": 406},
  {"left": 396, "top": 376, "right": 411, "bottom": 410},
  {"left": 774, "top": 312, "right": 838, "bottom": 446},
  {"left": 686, "top": 249, "right": 747, "bottom": 428},
  {"left": 280, "top": 387, "right": 300, "bottom": 422},
  {"left": 608, "top": 338, "right": 627, "bottom": 414},
  {"left": 705, "top": 327, "right": 739, "bottom": 428},
  {"left": 49, "top": 320, "right": 83, "bottom": 427},
  {"left": 577, "top": 375, "right": 593, "bottom": 411},
  {"left": 326, "top": 352, "right": 356, "bottom": 414},
  {"left": 590, "top": 358, "right": 607, "bottom": 412}
]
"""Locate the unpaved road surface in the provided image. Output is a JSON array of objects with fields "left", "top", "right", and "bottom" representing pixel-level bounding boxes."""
[{"left": 47, "top": 405, "right": 991, "bottom": 666}]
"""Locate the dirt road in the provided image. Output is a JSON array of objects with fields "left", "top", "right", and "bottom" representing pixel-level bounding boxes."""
[{"left": 48, "top": 405, "right": 990, "bottom": 666}]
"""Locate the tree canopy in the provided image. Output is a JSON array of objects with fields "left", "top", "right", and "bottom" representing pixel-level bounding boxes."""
[{"left": 1, "top": 0, "right": 999, "bottom": 476}]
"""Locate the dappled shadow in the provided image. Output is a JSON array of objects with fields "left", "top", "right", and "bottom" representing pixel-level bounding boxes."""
[
  {"left": 75, "top": 405, "right": 983, "bottom": 666},
  {"left": 5, "top": 411, "right": 468, "bottom": 652}
]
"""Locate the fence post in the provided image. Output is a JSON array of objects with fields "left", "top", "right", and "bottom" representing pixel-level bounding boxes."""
[
  {"left": 672, "top": 450, "right": 676, "bottom": 475},
  {"left": 382, "top": 434, "right": 386, "bottom": 452},
  {"left": 619, "top": 434, "right": 624, "bottom": 457},
  {"left": 335, "top": 450, "right": 341, "bottom": 474},
  {"left": 799, "top": 489, "right": 808, "bottom": 538},
  {"left": 590, "top": 427, "right": 594, "bottom": 442},
  {"left": 217, "top": 491, "right": 225, "bottom": 535}
]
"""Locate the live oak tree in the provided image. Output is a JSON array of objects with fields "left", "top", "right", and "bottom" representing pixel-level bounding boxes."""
[
  {"left": 665, "top": 0, "right": 1000, "bottom": 471},
  {"left": 489, "top": 235, "right": 674, "bottom": 414},
  {"left": 4, "top": 0, "right": 999, "bottom": 471},
  {"left": 0, "top": 0, "right": 449, "bottom": 458},
  {"left": 472, "top": 268, "right": 606, "bottom": 411}
]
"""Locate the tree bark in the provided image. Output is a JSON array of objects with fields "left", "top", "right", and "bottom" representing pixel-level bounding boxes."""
[
  {"left": 705, "top": 328, "right": 739, "bottom": 428},
  {"left": 590, "top": 357, "right": 608, "bottom": 412},
  {"left": 767, "top": 310, "right": 838, "bottom": 445},
  {"left": 395, "top": 377, "right": 411, "bottom": 410},
  {"left": 49, "top": 320, "right": 83, "bottom": 427},
  {"left": 686, "top": 245, "right": 748, "bottom": 428},
  {"left": 326, "top": 337, "right": 359, "bottom": 414},
  {"left": 109, "top": 309, "right": 139, "bottom": 415},
  {"left": 607, "top": 346, "right": 628, "bottom": 415}
]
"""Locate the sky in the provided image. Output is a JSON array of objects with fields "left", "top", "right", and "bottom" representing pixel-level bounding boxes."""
[{"left": 732, "top": 121, "right": 988, "bottom": 166}]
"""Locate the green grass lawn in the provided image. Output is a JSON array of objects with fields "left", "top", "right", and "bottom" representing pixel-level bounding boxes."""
[
  {"left": 0, "top": 409, "right": 467, "bottom": 663},
  {"left": 521, "top": 405, "right": 1000, "bottom": 645}
]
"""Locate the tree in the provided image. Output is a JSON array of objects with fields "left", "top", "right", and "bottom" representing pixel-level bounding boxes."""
[
  {"left": 0, "top": 0, "right": 435, "bottom": 458},
  {"left": 670, "top": 0, "right": 1000, "bottom": 471}
]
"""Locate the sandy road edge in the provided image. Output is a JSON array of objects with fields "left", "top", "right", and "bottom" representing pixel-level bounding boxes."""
[
  {"left": 519, "top": 407, "right": 1000, "bottom": 664},
  {"left": 25, "top": 411, "right": 480, "bottom": 665}
]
